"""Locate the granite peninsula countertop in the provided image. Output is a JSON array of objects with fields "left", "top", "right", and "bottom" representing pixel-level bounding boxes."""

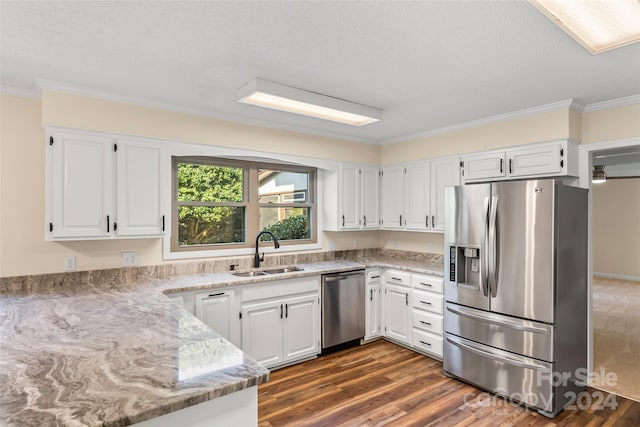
[{"left": 0, "top": 257, "right": 444, "bottom": 426}]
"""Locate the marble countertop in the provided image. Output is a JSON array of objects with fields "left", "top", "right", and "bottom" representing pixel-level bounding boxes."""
[{"left": 0, "top": 256, "right": 443, "bottom": 426}]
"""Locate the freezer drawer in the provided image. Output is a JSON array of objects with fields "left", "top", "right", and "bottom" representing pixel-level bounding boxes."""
[
  {"left": 444, "top": 302, "right": 553, "bottom": 361},
  {"left": 413, "top": 310, "right": 443, "bottom": 336},
  {"left": 444, "top": 334, "right": 553, "bottom": 414},
  {"left": 413, "top": 329, "right": 443, "bottom": 358}
]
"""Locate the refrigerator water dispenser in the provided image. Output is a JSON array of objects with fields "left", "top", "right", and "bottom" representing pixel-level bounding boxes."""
[{"left": 449, "top": 245, "right": 481, "bottom": 288}]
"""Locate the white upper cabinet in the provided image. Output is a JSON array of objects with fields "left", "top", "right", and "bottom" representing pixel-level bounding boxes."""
[
  {"left": 380, "top": 165, "right": 405, "bottom": 229},
  {"left": 404, "top": 163, "right": 430, "bottom": 230},
  {"left": 116, "top": 139, "right": 165, "bottom": 236},
  {"left": 430, "top": 158, "right": 461, "bottom": 231},
  {"left": 360, "top": 166, "right": 380, "bottom": 229},
  {"left": 339, "top": 164, "right": 360, "bottom": 229},
  {"left": 46, "top": 128, "right": 166, "bottom": 240},
  {"left": 323, "top": 163, "right": 379, "bottom": 231},
  {"left": 48, "top": 130, "right": 114, "bottom": 238},
  {"left": 381, "top": 158, "right": 460, "bottom": 232},
  {"left": 463, "top": 152, "right": 506, "bottom": 181},
  {"left": 462, "top": 140, "right": 578, "bottom": 183}
]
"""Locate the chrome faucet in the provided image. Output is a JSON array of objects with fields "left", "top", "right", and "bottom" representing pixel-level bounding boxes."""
[{"left": 254, "top": 231, "right": 280, "bottom": 268}]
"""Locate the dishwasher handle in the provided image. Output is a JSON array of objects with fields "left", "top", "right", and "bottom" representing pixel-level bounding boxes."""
[{"left": 323, "top": 271, "right": 365, "bottom": 282}]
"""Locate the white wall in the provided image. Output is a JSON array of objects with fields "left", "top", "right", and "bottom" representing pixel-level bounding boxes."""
[{"left": 592, "top": 178, "right": 640, "bottom": 278}]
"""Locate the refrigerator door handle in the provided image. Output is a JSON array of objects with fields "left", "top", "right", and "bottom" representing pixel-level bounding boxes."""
[
  {"left": 488, "top": 196, "right": 499, "bottom": 297},
  {"left": 482, "top": 196, "right": 490, "bottom": 297},
  {"left": 446, "top": 336, "right": 548, "bottom": 371},
  {"left": 446, "top": 304, "right": 549, "bottom": 334}
]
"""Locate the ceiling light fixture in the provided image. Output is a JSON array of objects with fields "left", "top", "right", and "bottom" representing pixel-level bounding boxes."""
[
  {"left": 530, "top": 0, "right": 640, "bottom": 54},
  {"left": 592, "top": 165, "right": 607, "bottom": 183},
  {"left": 237, "top": 79, "right": 382, "bottom": 126}
]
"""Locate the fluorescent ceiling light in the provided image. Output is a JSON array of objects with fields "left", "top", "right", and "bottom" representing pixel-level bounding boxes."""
[
  {"left": 237, "top": 79, "right": 382, "bottom": 126},
  {"left": 530, "top": 0, "right": 640, "bottom": 54}
]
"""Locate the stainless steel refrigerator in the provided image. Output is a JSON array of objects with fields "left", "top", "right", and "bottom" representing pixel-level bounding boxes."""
[{"left": 443, "top": 179, "right": 588, "bottom": 417}]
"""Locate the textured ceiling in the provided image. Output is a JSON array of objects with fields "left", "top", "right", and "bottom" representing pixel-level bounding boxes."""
[{"left": 2, "top": 1, "right": 639, "bottom": 144}]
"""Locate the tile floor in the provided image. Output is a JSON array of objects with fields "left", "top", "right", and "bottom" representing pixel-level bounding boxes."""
[{"left": 592, "top": 276, "right": 640, "bottom": 402}]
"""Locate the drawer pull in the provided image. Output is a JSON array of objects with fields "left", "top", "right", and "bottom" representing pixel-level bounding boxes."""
[
  {"left": 419, "top": 340, "right": 432, "bottom": 346},
  {"left": 208, "top": 292, "right": 225, "bottom": 297},
  {"left": 371, "top": 275, "right": 380, "bottom": 279},
  {"left": 419, "top": 320, "right": 432, "bottom": 326},
  {"left": 420, "top": 282, "right": 432, "bottom": 287},
  {"left": 391, "top": 276, "right": 402, "bottom": 281},
  {"left": 420, "top": 300, "right": 432, "bottom": 305}
]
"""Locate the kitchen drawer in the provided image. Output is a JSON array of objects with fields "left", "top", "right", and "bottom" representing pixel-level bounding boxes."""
[
  {"left": 413, "top": 289, "right": 443, "bottom": 314},
  {"left": 367, "top": 269, "right": 382, "bottom": 283},
  {"left": 385, "top": 270, "right": 410, "bottom": 287},
  {"left": 412, "top": 274, "right": 443, "bottom": 294},
  {"left": 413, "top": 329, "right": 443, "bottom": 357},
  {"left": 413, "top": 309, "right": 443, "bottom": 336}
]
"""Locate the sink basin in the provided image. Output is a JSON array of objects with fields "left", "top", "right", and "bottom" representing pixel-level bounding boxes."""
[
  {"left": 232, "top": 271, "right": 268, "bottom": 277},
  {"left": 263, "top": 266, "right": 304, "bottom": 274}
]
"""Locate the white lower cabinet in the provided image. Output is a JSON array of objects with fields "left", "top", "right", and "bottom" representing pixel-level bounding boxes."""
[
  {"left": 365, "top": 270, "right": 382, "bottom": 340},
  {"left": 241, "top": 276, "right": 320, "bottom": 369},
  {"left": 383, "top": 281, "right": 412, "bottom": 345},
  {"left": 195, "top": 289, "right": 241, "bottom": 348},
  {"left": 411, "top": 273, "right": 444, "bottom": 359}
]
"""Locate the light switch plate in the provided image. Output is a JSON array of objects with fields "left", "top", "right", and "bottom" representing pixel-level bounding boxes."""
[{"left": 122, "top": 252, "right": 139, "bottom": 266}]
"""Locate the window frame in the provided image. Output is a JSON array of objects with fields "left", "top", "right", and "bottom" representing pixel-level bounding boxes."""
[{"left": 171, "top": 156, "right": 317, "bottom": 253}]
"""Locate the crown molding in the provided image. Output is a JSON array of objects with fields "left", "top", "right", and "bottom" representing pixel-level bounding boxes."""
[
  {"left": 0, "top": 85, "right": 40, "bottom": 98},
  {"left": 583, "top": 93, "right": 640, "bottom": 113},
  {"left": 34, "top": 79, "right": 379, "bottom": 145},
  {"left": 381, "top": 99, "right": 580, "bottom": 145}
]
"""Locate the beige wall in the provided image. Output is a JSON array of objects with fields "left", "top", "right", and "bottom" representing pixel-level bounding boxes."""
[
  {"left": 0, "top": 93, "right": 379, "bottom": 277},
  {"left": 592, "top": 178, "right": 640, "bottom": 278},
  {"left": 41, "top": 91, "right": 380, "bottom": 165},
  {"left": 380, "top": 109, "right": 572, "bottom": 165},
  {"left": 2, "top": 91, "right": 639, "bottom": 277},
  {"left": 582, "top": 104, "right": 640, "bottom": 144}
]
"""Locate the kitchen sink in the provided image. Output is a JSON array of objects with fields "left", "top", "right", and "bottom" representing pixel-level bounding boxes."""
[
  {"left": 263, "top": 266, "right": 304, "bottom": 274},
  {"left": 232, "top": 271, "right": 268, "bottom": 277}
]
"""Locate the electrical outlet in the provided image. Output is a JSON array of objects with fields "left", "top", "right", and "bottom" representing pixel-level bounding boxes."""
[
  {"left": 122, "top": 252, "right": 139, "bottom": 266},
  {"left": 427, "top": 243, "right": 434, "bottom": 252},
  {"left": 393, "top": 240, "right": 398, "bottom": 249},
  {"left": 65, "top": 256, "right": 76, "bottom": 271},
  {"left": 353, "top": 239, "right": 358, "bottom": 249},
  {"left": 328, "top": 240, "right": 336, "bottom": 251}
]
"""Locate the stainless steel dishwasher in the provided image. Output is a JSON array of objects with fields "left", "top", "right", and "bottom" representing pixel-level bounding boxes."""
[{"left": 321, "top": 269, "right": 365, "bottom": 351}]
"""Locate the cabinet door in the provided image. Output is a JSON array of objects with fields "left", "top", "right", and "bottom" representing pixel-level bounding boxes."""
[
  {"left": 463, "top": 152, "right": 506, "bottom": 181},
  {"left": 380, "top": 166, "right": 405, "bottom": 228},
  {"left": 116, "top": 139, "right": 165, "bottom": 236},
  {"left": 340, "top": 164, "right": 360, "bottom": 229},
  {"left": 360, "top": 166, "right": 380, "bottom": 229},
  {"left": 404, "top": 162, "right": 430, "bottom": 230},
  {"left": 195, "top": 290, "right": 240, "bottom": 347},
  {"left": 50, "top": 131, "right": 113, "bottom": 238},
  {"left": 365, "top": 284, "right": 381, "bottom": 339},
  {"left": 430, "top": 158, "right": 461, "bottom": 231},
  {"left": 384, "top": 283, "right": 412, "bottom": 345},
  {"left": 508, "top": 144, "right": 562, "bottom": 177},
  {"left": 282, "top": 294, "right": 319, "bottom": 362},
  {"left": 241, "top": 300, "right": 283, "bottom": 368}
]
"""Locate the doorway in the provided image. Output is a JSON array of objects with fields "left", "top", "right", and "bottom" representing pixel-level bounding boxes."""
[{"left": 589, "top": 145, "right": 640, "bottom": 401}]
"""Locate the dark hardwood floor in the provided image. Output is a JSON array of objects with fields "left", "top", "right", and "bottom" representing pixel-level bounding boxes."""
[{"left": 258, "top": 340, "right": 640, "bottom": 427}]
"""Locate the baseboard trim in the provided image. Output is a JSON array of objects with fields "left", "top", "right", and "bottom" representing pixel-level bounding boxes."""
[{"left": 594, "top": 272, "right": 640, "bottom": 282}]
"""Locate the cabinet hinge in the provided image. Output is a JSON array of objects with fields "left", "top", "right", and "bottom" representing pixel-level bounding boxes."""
[
  {"left": 113, "top": 143, "right": 118, "bottom": 152},
  {"left": 560, "top": 159, "right": 564, "bottom": 168},
  {"left": 49, "top": 136, "right": 54, "bottom": 146},
  {"left": 404, "top": 168, "right": 407, "bottom": 174},
  {"left": 49, "top": 222, "right": 53, "bottom": 232},
  {"left": 385, "top": 326, "right": 387, "bottom": 332},
  {"left": 113, "top": 222, "right": 118, "bottom": 231},
  {"left": 560, "top": 148, "right": 564, "bottom": 157},
  {"left": 460, "top": 161, "right": 464, "bottom": 176},
  {"left": 359, "top": 168, "right": 361, "bottom": 175},
  {"left": 239, "top": 312, "right": 242, "bottom": 319}
]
